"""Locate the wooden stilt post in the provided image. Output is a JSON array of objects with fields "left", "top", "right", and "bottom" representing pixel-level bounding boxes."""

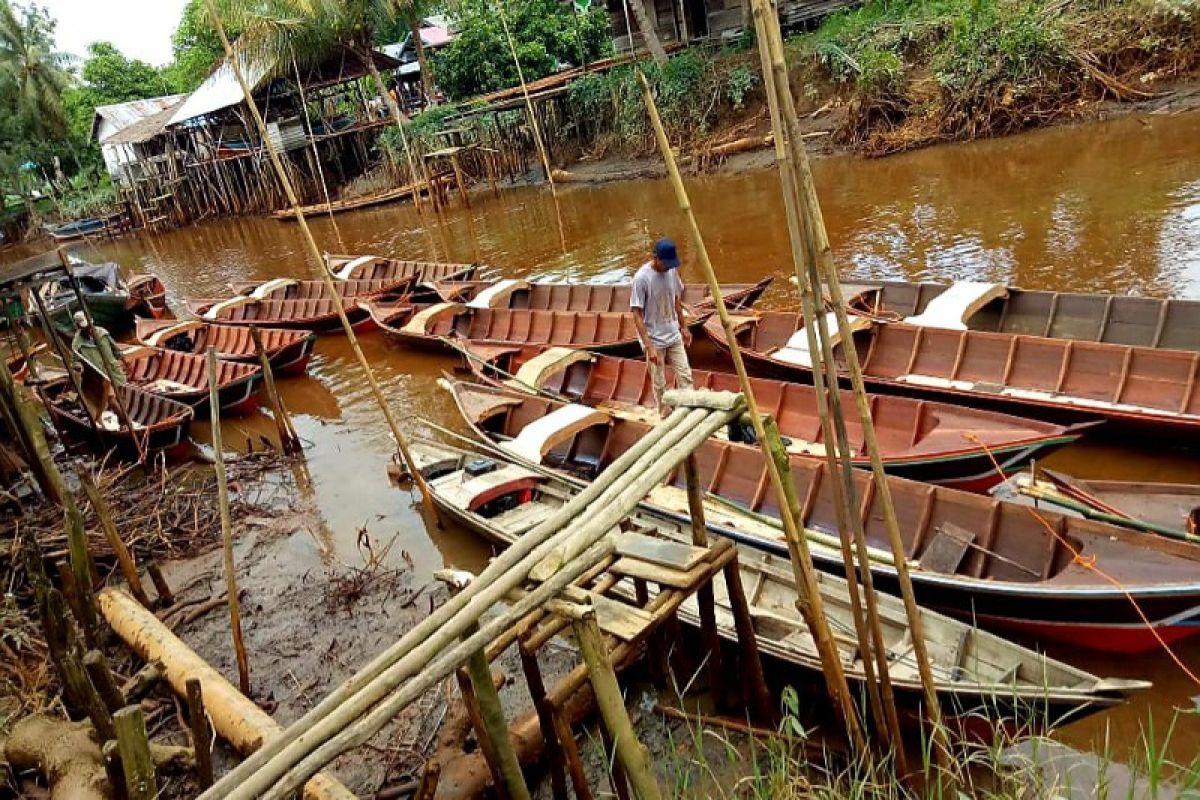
[
  {"left": 146, "top": 561, "right": 174, "bottom": 606},
  {"left": 550, "top": 705, "right": 593, "bottom": 800},
  {"left": 187, "top": 678, "right": 216, "bottom": 790},
  {"left": 517, "top": 638, "right": 569, "bottom": 800},
  {"left": 202, "top": 0, "right": 441, "bottom": 527},
  {"left": 0, "top": 353, "right": 63, "bottom": 503},
  {"left": 568, "top": 606, "right": 662, "bottom": 800},
  {"left": 103, "top": 741, "right": 127, "bottom": 800},
  {"left": 682, "top": 456, "right": 725, "bottom": 707},
  {"left": 207, "top": 348, "right": 250, "bottom": 696},
  {"left": 249, "top": 327, "right": 301, "bottom": 455},
  {"left": 113, "top": 706, "right": 157, "bottom": 800},
  {"left": 62, "top": 650, "right": 116, "bottom": 740},
  {"left": 84, "top": 649, "right": 127, "bottom": 713},
  {"left": 461, "top": 626, "right": 531, "bottom": 800},
  {"left": 62, "top": 489, "right": 102, "bottom": 647},
  {"left": 720, "top": 553, "right": 774, "bottom": 722},
  {"left": 633, "top": 578, "right": 670, "bottom": 692},
  {"left": 453, "top": 669, "right": 506, "bottom": 796},
  {"left": 79, "top": 471, "right": 153, "bottom": 609},
  {"left": 636, "top": 70, "right": 865, "bottom": 751}
]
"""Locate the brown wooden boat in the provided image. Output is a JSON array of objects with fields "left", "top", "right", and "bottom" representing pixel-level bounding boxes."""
[
  {"left": 993, "top": 469, "right": 1200, "bottom": 538},
  {"left": 844, "top": 279, "right": 1200, "bottom": 353},
  {"left": 184, "top": 296, "right": 375, "bottom": 333},
  {"left": 431, "top": 276, "right": 773, "bottom": 312},
  {"left": 459, "top": 343, "right": 1095, "bottom": 492},
  {"left": 271, "top": 176, "right": 451, "bottom": 220},
  {"left": 411, "top": 439, "right": 1148, "bottom": 727},
  {"left": 127, "top": 273, "right": 168, "bottom": 319},
  {"left": 367, "top": 300, "right": 710, "bottom": 353},
  {"left": 323, "top": 254, "right": 478, "bottom": 285},
  {"left": 41, "top": 376, "right": 193, "bottom": 453},
  {"left": 226, "top": 276, "right": 415, "bottom": 302},
  {"left": 444, "top": 378, "right": 1200, "bottom": 655},
  {"left": 120, "top": 346, "right": 262, "bottom": 414},
  {"left": 704, "top": 314, "right": 1200, "bottom": 434},
  {"left": 134, "top": 319, "right": 317, "bottom": 376}
]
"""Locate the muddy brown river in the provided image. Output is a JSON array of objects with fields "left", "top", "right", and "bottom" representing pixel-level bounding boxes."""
[{"left": 68, "top": 109, "right": 1200, "bottom": 764}]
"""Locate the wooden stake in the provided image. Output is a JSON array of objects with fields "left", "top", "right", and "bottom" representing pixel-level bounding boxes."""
[
  {"left": 462, "top": 622, "right": 532, "bottom": 800},
  {"left": 517, "top": 638, "right": 569, "bottom": 800},
  {"left": 79, "top": 470, "right": 153, "bottom": 608},
  {"left": 720, "top": 554, "right": 774, "bottom": 724},
  {"left": 84, "top": 649, "right": 126, "bottom": 713},
  {"left": 146, "top": 561, "right": 174, "bottom": 606},
  {"left": 207, "top": 348, "right": 250, "bottom": 695},
  {"left": 249, "top": 327, "right": 301, "bottom": 455},
  {"left": 0, "top": 352, "right": 62, "bottom": 503},
  {"left": 454, "top": 668, "right": 506, "bottom": 796},
  {"left": 201, "top": 0, "right": 441, "bottom": 527},
  {"left": 62, "top": 497, "right": 102, "bottom": 647},
  {"left": 635, "top": 69, "right": 865, "bottom": 751},
  {"left": 682, "top": 456, "right": 725, "bottom": 707},
  {"left": 113, "top": 706, "right": 157, "bottom": 800},
  {"left": 62, "top": 650, "right": 116, "bottom": 741},
  {"left": 569, "top": 608, "right": 662, "bottom": 800},
  {"left": 186, "top": 678, "right": 215, "bottom": 790},
  {"left": 599, "top": 722, "right": 632, "bottom": 800},
  {"left": 103, "top": 740, "right": 128, "bottom": 800},
  {"left": 550, "top": 705, "right": 593, "bottom": 800}
]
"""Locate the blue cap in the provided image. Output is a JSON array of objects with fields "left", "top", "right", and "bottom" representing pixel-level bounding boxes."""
[{"left": 654, "top": 238, "right": 680, "bottom": 269}]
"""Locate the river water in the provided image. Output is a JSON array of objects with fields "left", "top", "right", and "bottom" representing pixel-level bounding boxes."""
[{"left": 78, "top": 109, "right": 1200, "bottom": 764}]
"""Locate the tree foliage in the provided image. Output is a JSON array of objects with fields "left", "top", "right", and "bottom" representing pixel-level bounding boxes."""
[
  {"left": 165, "top": 0, "right": 231, "bottom": 93},
  {"left": 435, "top": 0, "right": 612, "bottom": 101}
]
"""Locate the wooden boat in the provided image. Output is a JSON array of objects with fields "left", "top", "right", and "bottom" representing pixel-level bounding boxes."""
[
  {"left": 40, "top": 377, "right": 193, "bottom": 453},
  {"left": 134, "top": 319, "right": 317, "bottom": 376},
  {"left": 993, "top": 469, "right": 1200, "bottom": 538},
  {"left": 39, "top": 261, "right": 143, "bottom": 333},
  {"left": 226, "top": 276, "right": 415, "bottom": 302},
  {"left": 127, "top": 274, "right": 169, "bottom": 319},
  {"left": 184, "top": 296, "right": 375, "bottom": 333},
  {"left": 323, "top": 254, "right": 479, "bottom": 287},
  {"left": 844, "top": 279, "right": 1200, "bottom": 353},
  {"left": 120, "top": 346, "right": 262, "bottom": 414},
  {"left": 44, "top": 213, "right": 128, "bottom": 242},
  {"left": 367, "top": 301, "right": 709, "bottom": 353},
  {"left": 431, "top": 276, "right": 773, "bottom": 312},
  {"left": 270, "top": 176, "right": 449, "bottom": 220},
  {"left": 444, "top": 379, "right": 1200, "bottom": 654},
  {"left": 459, "top": 343, "right": 1095, "bottom": 492},
  {"left": 704, "top": 314, "right": 1200, "bottom": 434},
  {"left": 408, "top": 439, "right": 1148, "bottom": 725}
]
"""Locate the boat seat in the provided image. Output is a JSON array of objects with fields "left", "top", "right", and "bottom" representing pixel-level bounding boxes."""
[
  {"left": 903, "top": 282, "right": 1007, "bottom": 330},
  {"left": 401, "top": 302, "right": 464, "bottom": 335},
  {"left": 506, "top": 347, "right": 594, "bottom": 392},
  {"left": 142, "top": 378, "right": 194, "bottom": 394},
  {"left": 770, "top": 313, "right": 869, "bottom": 368},
  {"left": 499, "top": 403, "right": 610, "bottom": 464},
  {"left": 469, "top": 279, "right": 530, "bottom": 309},
  {"left": 143, "top": 320, "right": 205, "bottom": 347},
  {"left": 247, "top": 278, "right": 299, "bottom": 299},
  {"left": 333, "top": 254, "right": 381, "bottom": 281},
  {"left": 203, "top": 296, "right": 256, "bottom": 320}
]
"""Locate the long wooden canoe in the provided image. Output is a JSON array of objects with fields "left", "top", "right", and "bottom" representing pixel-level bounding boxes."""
[
  {"left": 367, "top": 301, "right": 709, "bottom": 354},
  {"left": 323, "top": 254, "right": 479, "bottom": 285},
  {"left": 993, "top": 469, "right": 1200, "bottom": 538},
  {"left": 704, "top": 314, "right": 1200, "bottom": 434},
  {"left": 41, "top": 376, "right": 193, "bottom": 453},
  {"left": 460, "top": 343, "right": 1095, "bottom": 492},
  {"left": 409, "top": 439, "right": 1148, "bottom": 726},
  {"left": 270, "top": 176, "right": 450, "bottom": 220},
  {"left": 226, "top": 276, "right": 415, "bottom": 302},
  {"left": 134, "top": 319, "right": 317, "bottom": 376},
  {"left": 844, "top": 280, "right": 1200, "bottom": 353},
  {"left": 444, "top": 379, "right": 1200, "bottom": 654},
  {"left": 120, "top": 346, "right": 262, "bottom": 414},
  {"left": 431, "top": 276, "right": 773, "bottom": 312},
  {"left": 184, "top": 296, "right": 375, "bottom": 333},
  {"left": 127, "top": 273, "right": 169, "bottom": 319}
]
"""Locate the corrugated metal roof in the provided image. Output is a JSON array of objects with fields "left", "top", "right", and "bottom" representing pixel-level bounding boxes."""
[
  {"left": 167, "top": 49, "right": 275, "bottom": 127},
  {"left": 105, "top": 98, "right": 188, "bottom": 145},
  {"left": 91, "top": 95, "right": 188, "bottom": 142}
]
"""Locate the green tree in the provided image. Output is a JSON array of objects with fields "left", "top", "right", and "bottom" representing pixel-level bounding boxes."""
[
  {"left": 436, "top": 0, "right": 612, "bottom": 101},
  {"left": 165, "top": 0, "right": 236, "bottom": 93},
  {"left": 0, "top": 0, "right": 73, "bottom": 137}
]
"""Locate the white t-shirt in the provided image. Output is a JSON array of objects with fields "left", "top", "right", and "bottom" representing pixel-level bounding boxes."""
[{"left": 630, "top": 262, "right": 684, "bottom": 349}]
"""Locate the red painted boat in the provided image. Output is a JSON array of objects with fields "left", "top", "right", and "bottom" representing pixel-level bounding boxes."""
[
  {"left": 431, "top": 276, "right": 773, "bottom": 312},
  {"left": 127, "top": 273, "right": 169, "bottom": 319},
  {"left": 459, "top": 343, "right": 1095, "bottom": 492},
  {"left": 120, "top": 346, "right": 262, "bottom": 414},
  {"left": 226, "top": 276, "right": 415, "bottom": 302},
  {"left": 444, "top": 378, "right": 1200, "bottom": 654},
  {"left": 323, "top": 254, "right": 478, "bottom": 287},
  {"left": 367, "top": 300, "right": 711, "bottom": 354},
  {"left": 704, "top": 313, "right": 1200, "bottom": 435},
  {"left": 134, "top": 319, "right": 317, "bottom": 376},
  {"left": 184, "top": 296, "right": 376, "bottom": 333},
  {"left": 41, "top": 376, "right": 193, "bottom": 454}
]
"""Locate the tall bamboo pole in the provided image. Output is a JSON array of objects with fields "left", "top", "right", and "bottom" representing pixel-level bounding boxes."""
[
  {"left": 208, "top": 348, "right": 251, "bottom": 695},
  {"left": 202, "top": 0, "right": 439, "bottom": 523},
  {"left": 745, "top": 0, "right": 899, "bottom": 759},
  {"left": 751, "top": 0, "right": 951, "bottom": 776},
  {"left": 635, "top": 70, "right": 865, "bottom": 751}
]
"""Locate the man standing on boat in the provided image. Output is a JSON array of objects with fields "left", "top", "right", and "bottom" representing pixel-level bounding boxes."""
[
  {"left": 71, "top": 310, "right": 126, "bottom": 385},
  {"left": 631, "top": 238, "right": 693, "bottom": 414}
]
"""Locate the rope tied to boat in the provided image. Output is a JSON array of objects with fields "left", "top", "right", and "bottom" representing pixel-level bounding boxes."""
[{"left": 963, "top": 431, "right": 1200, "bottom": 690}]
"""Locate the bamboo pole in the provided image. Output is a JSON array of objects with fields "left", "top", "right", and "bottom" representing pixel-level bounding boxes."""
[
  {"left": 635, "top": 70, "right": 865, "bottom": 751},
  {"left": 745, "top": 0, "right": 897, "bottom": 757},
  {"left": 83, "top": 650, "right": 126, "bottom": 713},
  {"left": 0, "top": 358, "right": 62, "bottom": 503},
  {"left": 249, "top": 327, "right": 302, "bottom": 455},
  {"left": 681, "top": 457, "right": 725, "bottom": 707},
  {"left": 517, "top": 638, "right": 569, "bottom": 800},
  {"left": 461, "top": 621, "right": 532, "bottom": 800},
  {"left": 567, "top": 606, "right": 662, "bottom": 800},
  {"left": 201, "top": 0, "right": 440, "bottom": 525},
  {"left": 207, "top": 347, "right": 250, "bottom": 695},
  {"left": 113, "top": 706, "right": 157, "bottom": 800},
  {"left": 749, "top": 0, "right": 951, "bottom": 772},
  {"left": 79, "top": 471, "right": 153, "bottom": 609}
]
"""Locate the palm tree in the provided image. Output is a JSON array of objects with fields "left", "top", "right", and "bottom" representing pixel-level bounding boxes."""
[{"left": 0, "top": 0, "right": 73, "bottom": 137}]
